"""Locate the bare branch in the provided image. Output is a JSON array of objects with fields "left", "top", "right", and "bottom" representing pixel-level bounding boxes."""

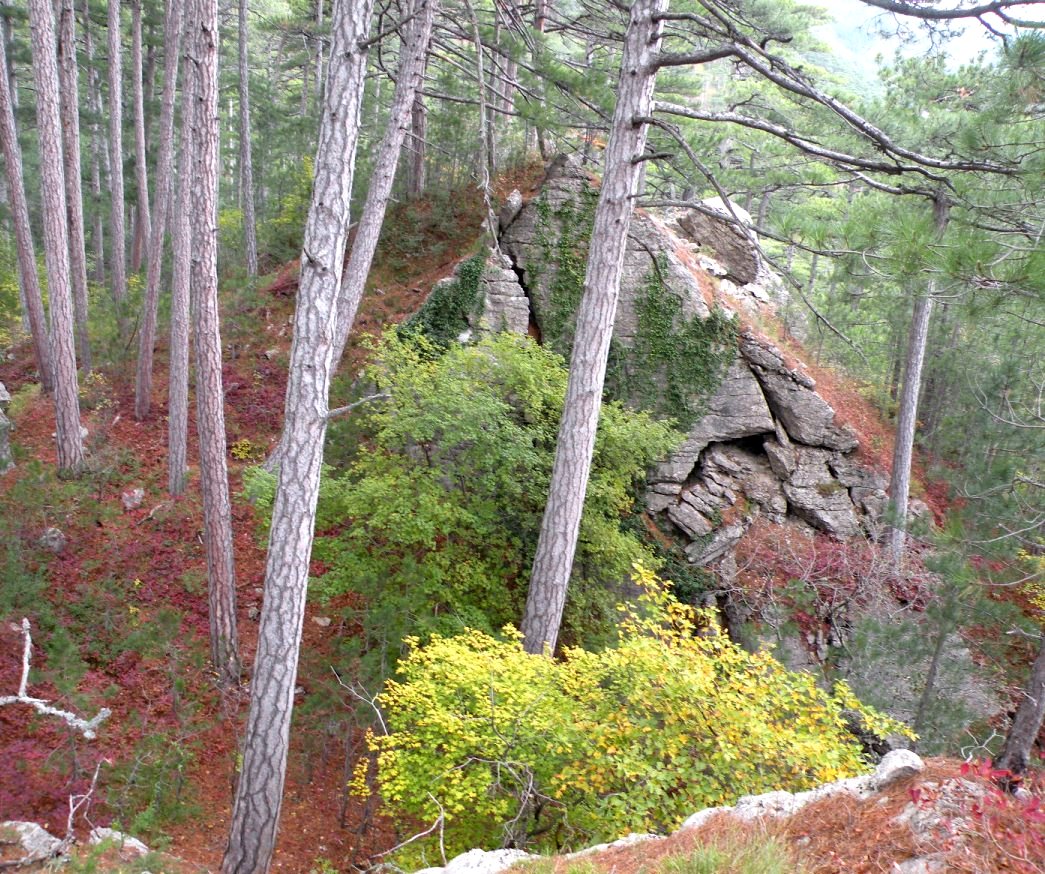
[{"left": 0, "top": 618, "right": 111, "bottom": 739}]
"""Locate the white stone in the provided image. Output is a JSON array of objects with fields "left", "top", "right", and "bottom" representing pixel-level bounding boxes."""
[
  {"left": 872, "top": 750, "right": 924, "bottom": 791},
  {"left": 682, "top": 807, "right": 731, "bottom": 830},
  {"left": 89, "top": 827, "right": 149, "bottom": 858},
  {"left": 564, "top": 833, "right": 661, "bottom": 859},
  {"left": 1, "top": 821, "right": 62, "bottom": 860},
  {"left": 121, "top": 488, "right": 145, "bottom": 511},
  {"left": 416, "top": 848, "right": 537, "bottom": 874}
]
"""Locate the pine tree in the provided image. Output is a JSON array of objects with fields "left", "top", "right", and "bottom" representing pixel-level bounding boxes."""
[
  {"left": 223, "top": 0, "right": 375, "bottom": 868},
  {"left": 27, "top": 0, "right": 84, "bottom": 474}
]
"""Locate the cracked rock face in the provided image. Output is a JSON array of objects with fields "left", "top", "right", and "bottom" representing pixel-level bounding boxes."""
[
  {"left": 677, "top": 199, "right": 761, "bottom": 286},
  {"left": 471, "top": 158, "right": 888, "bottom": 588}
]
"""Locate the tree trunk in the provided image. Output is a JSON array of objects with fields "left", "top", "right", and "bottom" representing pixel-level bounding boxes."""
[
  {"left": 222, "top": 1, "right": 374, "bottom": 869},
  {"left": 27, "top": 0, "right": 85, "bottom": 474},
  {"left": 407, "top": 87, "right": 427, "bottom": 198},
  {"left": 57, "top": 0, "right": 91, "bottom": 373},
  {"left": 135, "top": 0, "right": 183, "bottom": 421},
  {"left": 107, "top": 0, "right": 128, "bottom": 323},
  {"left": 83, "top": 0, "right": 106, "bottom": 285},
  {"left": 996, "top": 637, "right": 1045, "bottom": 781},
  {"left": 886, "top": 289, "right": 933, "bottom": 562},
  {"left": 238, "top": 0, "right": 258, "bottom": 277},
  {"left": 521, "top": 0, "right": 666, "bottom": 656},
  {"left": 188, "top": 0, "right": 240, "bottom": 687},
  {"left": 167, "top": 1, "right": 194, "bottom": 497},
  {"left": 331, "top": 0, "right": 437, "bottom": 368},
  {"left": 0, "top": 30, "right": 54, "bottom": 394},
  {"left": 131, "top": 0, "right": 151, "bottom": 271}
]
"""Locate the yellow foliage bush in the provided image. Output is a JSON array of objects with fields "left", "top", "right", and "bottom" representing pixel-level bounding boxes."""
[{"left": 358, "top": 566, "right": 911, "bottom": 866}]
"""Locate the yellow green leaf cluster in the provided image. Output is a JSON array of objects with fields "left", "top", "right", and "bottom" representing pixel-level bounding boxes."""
[{"left": 363, "top": 566, "right": 910, "bottom": 866}]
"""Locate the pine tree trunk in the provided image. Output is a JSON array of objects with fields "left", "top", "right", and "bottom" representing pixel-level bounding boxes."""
[
  {"left": 131, "top": 0, "right": 151, "bottom": 270},
  {"left": 996, "top": 637, "right": 1045, "bottom": 781},
  {"left": 167, "top": 2, "right": 194, "bottom": 497},
  {"left": 238, "top": 0, "right": 258, "bottom": 277},
  {"left": 887, "top": 289, "right": 933, "bottom": 563},
  {"left": 57, "top": 0, "right": 91, "bottom": 373},
  {"left": 107, "top": 0, "right": 128, "bottom": 322},
  {"left": 27, "top": 0, "right": 85, "bottom": 474},
  {"left": 222, "top": 1, "right": 374, "bottom": 869},
  {"left": 331, "top": 0, "right": 436, "bottom": 367},
  {"left": 135, "top": 0, "right": 183, "bottom": 421},
  {"left": 188, "top": 0, "right": 240, "bottom": 687},
  {"left": 0, "top": 31, "right": 54, "bottom": 394},
  {"left": 521, "top": 0, "right": 666, "bottom": 656},
  {"left": 83, "top": 0, "right": 106, "bottom": 285},
  {"left": 407, "top": 87, "right": 427, "bottom": 198}
]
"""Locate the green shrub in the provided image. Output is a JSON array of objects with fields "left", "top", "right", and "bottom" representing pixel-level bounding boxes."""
[
  {"left": 250, "top": 333, "right": 679, "bottom": 679},
  {"left": 358, "top": 566, "right": 911, "bottom": 866}
]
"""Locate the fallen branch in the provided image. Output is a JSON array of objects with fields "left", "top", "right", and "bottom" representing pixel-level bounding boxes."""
[{"left": 0, "top": 618, "right": 111, "bottom": 739}]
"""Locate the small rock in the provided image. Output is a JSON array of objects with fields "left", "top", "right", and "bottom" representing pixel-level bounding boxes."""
[
  {"left": 311, "top": 615, "right": 332, "bottom": 628},
  {"left": 0, "top": 821, "right": 62, "bottom": 862},
  {"left": 565, "top": 833, "right": 661, "bottom": 859},
  {"left": 872, "top": 749, "right": 924, "bottom": 791},
  {"left": 0, "top": 381, "right": 10, "bottom": 407},
  {"left": 89, "top": 827, "right": 149, "bottom": 860},
  {"left": 38, "top": 527, "right": 67, "bottom": 553},
  {"left": 247, "top": 605, "right": 260, "bottom": 621},
  {"left": 263, "top": 348, "right": 278, "bottom": 360},
  {"left": 121, "top": 488, "right": 145, "bottom": 511}
]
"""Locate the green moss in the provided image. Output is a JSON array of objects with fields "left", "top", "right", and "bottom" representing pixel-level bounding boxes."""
[
  {"left": 399, "top": 253, "right": 486, "bottom": 346},
  {"left": 532, "top": 187, "right": 599, "bottom": 356},
  {"left": 609, "top": 256, "right": 737, "bottom": 428},
  {"left": 530, "top": 185, "right": 735, "bottom": 427}
]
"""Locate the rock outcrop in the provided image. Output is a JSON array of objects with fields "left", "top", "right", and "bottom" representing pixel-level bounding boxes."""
[{"left": 446, "top": 158, "right": 892, "bottom": 582}]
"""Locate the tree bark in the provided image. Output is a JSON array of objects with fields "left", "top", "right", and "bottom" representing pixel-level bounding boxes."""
[
  {"left": 57, "top": 0, "right": 91, "bottom": 373},
  {"left": 83, "top": 0, "right": 106, "bottom": 285},
  {"left": 135, "top": 0, "right": 184, "bottom": 421},
  {"left": 996, "top": 637, "right": 1045, "bottom": 781},
  {"left": 331, "top": 0, "right": 437, "bottom": 367},
  {"left": 886, "top": 289, "right": 933, "bottom": 562},
  {"left": 521, "top": 0, "right": 666, "bottom": 656},
  {"left": 107, "top": 0, "right": 128, "bottom": 322},
  {"left": 0, "top": 29, "right": 54, "bottom": 394},
  {"left": 167, "top": 1, "right": 194, "bottom": 497},
  {"left": 27, "top": 0, "right": 85, "bottom": 474},
  {"left": 188, "top": 0, "right": 240, "bottom": 687},
  {"left": 406, "top": 87, "right": 427, "bottom": 198},
  {"left": 238, "top": 0, "right": 258, "bottom": 277},
  {"left": 131, "top": 0, "right": 151, "bottom": 271},
  {"left": 222, "top": 1, "right": 374, "bottom": 869}
]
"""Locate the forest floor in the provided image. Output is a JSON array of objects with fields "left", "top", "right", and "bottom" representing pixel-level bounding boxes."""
[{"left": 1, "top": 168, "right": 1042, "bottom": 872}]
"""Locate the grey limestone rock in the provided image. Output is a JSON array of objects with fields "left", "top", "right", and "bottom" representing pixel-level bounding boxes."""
[
  {"left": 677, "top": 199, "right": 760, "bottom": 286},
  {"left": 414, "top": 848, "right": 537, "bottom": 874},
  {"left": 474, "top": 253, "right": 530, "bottom": 335},
  {"left": 783, "top": 447, "right": 861, "bottom": 537},
  {"left": 38, "top": 526, "right": 67, "bottom": 554},
  {"left": 654, "top": 359, "right": 774, "bottom": 482},
  {"left": 0, "top": 821, "right": 62, "bottom": 864},
  {"left": 740, "top": 333, "right": 858, "bottom": 452},
  {"left": 497, "top": 188, "right": 523, "bottom": 233}
]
